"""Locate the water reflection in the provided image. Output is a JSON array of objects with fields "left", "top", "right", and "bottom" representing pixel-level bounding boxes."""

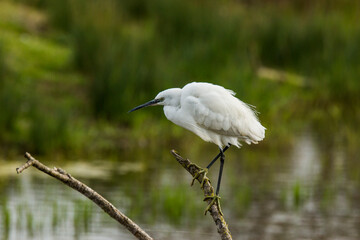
[
  {"left": 0, "top": 129, "right": 360, "bottom": 240},
  {"left": 290, "top": 130, "right": 321, "bottom": 184}
]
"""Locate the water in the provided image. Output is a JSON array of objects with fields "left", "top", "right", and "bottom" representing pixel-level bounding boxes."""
[{"left": 1, "top": 129, "right": 359, "bottom": 240}]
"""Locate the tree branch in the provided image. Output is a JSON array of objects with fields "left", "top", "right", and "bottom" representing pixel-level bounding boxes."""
[
  {"left": 171, "top": 150, "right": 233, "bottom": 240},
  {"left": 16, "top": 152, "right": 153, "bottom": 240},
  {"left": 17, "top": 151, "right": 233, "bottom": 240}
]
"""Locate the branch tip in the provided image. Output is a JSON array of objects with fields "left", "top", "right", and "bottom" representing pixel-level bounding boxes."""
[
  {"left": 170, "top": 149, "right": 179, "bottom": 156},
  {"left": 24, "top": 152, "right": 32, "bottom": 160}
]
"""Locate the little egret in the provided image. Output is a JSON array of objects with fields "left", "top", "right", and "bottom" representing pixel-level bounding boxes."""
[{"left": 129, "top": 82, "right": 266, "bottom": 214}]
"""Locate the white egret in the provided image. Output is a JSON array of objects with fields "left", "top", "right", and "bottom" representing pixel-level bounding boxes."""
[{"left": 129, "top": 82, "right": 266, "bottom": 214}]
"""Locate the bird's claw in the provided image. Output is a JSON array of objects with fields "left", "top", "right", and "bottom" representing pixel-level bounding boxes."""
[
  {"left": 188, "top": 164, "right": 209, "bottom": 188},
  {"left": 204, "top": 194, "right": 223, "bottom": 216}
]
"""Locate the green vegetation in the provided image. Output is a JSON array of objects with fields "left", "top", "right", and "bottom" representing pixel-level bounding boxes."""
[
  {"left": 1, "top": 198, "right": 10, "bottom": 240},
  {"left": 125, "top": 183, "right": 202, "bottom": 225},
  {"left": 0, "top": 0, "right": 359, "bottom": 156},
  {"left": 73, "top": 199, "right": 93, "bottom": 235}
]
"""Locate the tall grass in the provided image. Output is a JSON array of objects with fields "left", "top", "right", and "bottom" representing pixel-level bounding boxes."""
[
  {"left": 1, "top": 0, "right": 360, "bottom": 155},
  {"left": 40, "top": 0, "right": 360, "bottom": 119},
  {"left": 0, "top": 7, "right": 76, "bottom": 155},
  {"left": 40, "top": 0, "right": 247, "bottom": 120},
  {"left": 0, "top": 42, "right": 22, "bottom": 148},
  {"left": 253, "top": 7, "right": 360, "bottom": 104}
]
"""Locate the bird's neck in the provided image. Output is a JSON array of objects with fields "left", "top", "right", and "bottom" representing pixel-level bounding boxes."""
[{"left": 163, "top": 105, "right": 180, "bottom": 122}]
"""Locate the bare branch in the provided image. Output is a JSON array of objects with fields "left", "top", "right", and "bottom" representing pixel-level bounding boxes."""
[
  {"left": 17, "top": 152, "right": 153, "bottom": 240},
  {"left": 171, "top": 150, "right": 233, "bottom": 240},
  {"left": 17, "top": 151, "right": 233, "bottom": 240}
]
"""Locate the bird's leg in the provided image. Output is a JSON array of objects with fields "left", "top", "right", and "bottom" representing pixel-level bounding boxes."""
[
  {"left": 206, "top": 145, "right": 229, "bottom": 169},
  {"left": 189, "top": 145, "right": 230, "bottom": 188},
  {"left": 215, "top": 151, "right": 225, "bottom": 196},
  {"left": 204, "top": 148, "right": 226, "bottom": 216},
  {"left": 189, "top": 164, "right": 209, "bottom": 187}
]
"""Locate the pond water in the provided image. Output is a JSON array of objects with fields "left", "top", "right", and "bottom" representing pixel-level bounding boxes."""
[{"left": 0, "top": 128, "right": 359, "bottom": 240}]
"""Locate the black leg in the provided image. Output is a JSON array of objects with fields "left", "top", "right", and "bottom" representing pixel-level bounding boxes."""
[
  {"left": 203, "top": 149, "right": 226, "bottom": 216},
  {"left": 190, "top": 145, "right": 230, "bottom": 190},
  {"left": 206, "top": 145, "right": 230, "bottom": 169},
  {"left": 215, "top": 150, "right": 225, "bottom": 195}
]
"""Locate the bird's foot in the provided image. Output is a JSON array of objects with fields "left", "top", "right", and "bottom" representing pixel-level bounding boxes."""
[
  {"left": 203, "top": 194, "right": 223, "bottom": 216},
  {"left": 188, "top": 164, "right": 209, "bottom": 188}
]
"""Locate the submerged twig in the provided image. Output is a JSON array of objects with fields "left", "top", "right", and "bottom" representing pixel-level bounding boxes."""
[
  {"left": 171, "top": 150, "right": 233, "bottom": 240},
  {"left": 17, "top": 152, "right": 153, "bottom": 240}
]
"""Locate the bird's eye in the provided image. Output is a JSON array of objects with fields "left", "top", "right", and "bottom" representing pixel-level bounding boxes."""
[{"left": 154, "top": 97, "right": 164, "bottom": 104}]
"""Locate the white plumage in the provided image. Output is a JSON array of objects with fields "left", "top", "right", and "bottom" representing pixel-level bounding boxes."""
[
  {"left": 130, "top": 82, "right": 266, "bottom": 213},
  {"left": 130, "top": 82, "right": 266, "bottom": 148}
]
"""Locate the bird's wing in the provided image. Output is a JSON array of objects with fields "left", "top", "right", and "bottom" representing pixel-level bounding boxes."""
[
  {"left": 184, "top": 90, "right": 245, "bottom": 137},
  {"left": 181, "top": 82, "right": 265, "bottom": 144}
]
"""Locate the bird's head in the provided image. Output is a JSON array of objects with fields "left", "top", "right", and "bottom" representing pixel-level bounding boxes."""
[{"left": 128, "top": 88, "right": 181, "bottom": 113}]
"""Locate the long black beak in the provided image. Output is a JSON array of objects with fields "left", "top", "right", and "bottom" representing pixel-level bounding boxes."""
[{"left": 128, "top": 99, "right": 161, "bottom": 113}]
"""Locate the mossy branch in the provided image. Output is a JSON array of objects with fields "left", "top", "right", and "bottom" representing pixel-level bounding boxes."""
[
  {"left": 16, "top": 152, "right": 153, "bottom": 240},
  {"left": 171, "top": 150, "right": 233, "bottom": 240},
  {"left": 17, "top": 151, "right": 232, "bottom": 240}
]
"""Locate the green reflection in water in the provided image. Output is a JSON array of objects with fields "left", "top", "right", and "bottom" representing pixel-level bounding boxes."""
[
  {"left": 73, "top": 200, "right": 93, "bottom": 239},
  {"left": 0, "top": 122, "right": 360, "bottom": 240},
  {"left": 1, "top": 198, "right": 10, "bottom": 240}
]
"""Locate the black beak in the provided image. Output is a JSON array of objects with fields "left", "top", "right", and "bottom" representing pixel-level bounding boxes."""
[{"left": 128, "top": 99, "right": 161, "bottom": 113}]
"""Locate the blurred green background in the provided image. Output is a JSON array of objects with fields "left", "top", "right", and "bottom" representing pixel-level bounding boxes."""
[
  {"left": 0, "top": 0, "right": 359, "bottom": 239},
  {"left": 0, "top": 0, "right": 359, "bottom": 156}
]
